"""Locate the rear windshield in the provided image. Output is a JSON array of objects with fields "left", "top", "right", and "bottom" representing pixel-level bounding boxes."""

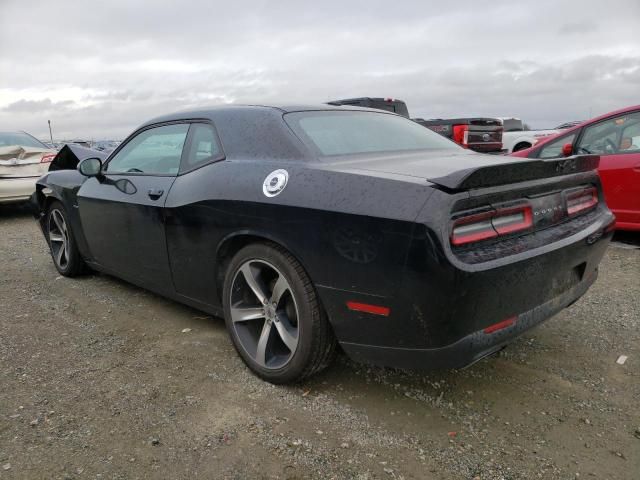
[
  {"left": 0, "top": 132, "right": 47, "bottom": 149},
  {"left": 284, "top": 111, "right": 458, "bottom": 157}
]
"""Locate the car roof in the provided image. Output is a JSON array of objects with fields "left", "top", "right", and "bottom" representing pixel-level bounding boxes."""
[{"left": 141, "top": 104, "right": 394, "bottom": 127}]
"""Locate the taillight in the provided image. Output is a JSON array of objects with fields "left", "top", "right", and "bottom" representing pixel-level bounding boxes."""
[
  {"left": 451, "top": 204, "right": 533, "bottom": 246},
  {"left": 566, "top": 187, "right": 598, "bottom": 216},
  {"left": 40, "top": 153, "right": 56, "bottom": 163},
  {"left": 451, "top": 210, "right": 497, "bottom": 245},
  {"left": 452, "top": 125, "right": 469, "bottom": 148},
  {"left": 491, "top": 205, "right": 533, "bottom": 235}
]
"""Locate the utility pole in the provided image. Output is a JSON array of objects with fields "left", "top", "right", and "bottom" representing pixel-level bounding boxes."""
[{"left": 48, "top": 120, "right": 53, "bottom": 145}]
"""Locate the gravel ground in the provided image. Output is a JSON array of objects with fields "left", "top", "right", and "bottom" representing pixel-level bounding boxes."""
[{"left": 0, "top": 203, "right": 638, "bottom": 480}]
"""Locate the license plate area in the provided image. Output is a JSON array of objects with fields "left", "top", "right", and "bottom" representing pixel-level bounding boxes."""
[{"left": 550, "top": 262, "right": 585, "bottom": 296}]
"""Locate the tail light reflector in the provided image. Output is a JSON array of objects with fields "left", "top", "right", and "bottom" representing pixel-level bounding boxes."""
[
  {"left": 452, "top": 125, "right": 469, "bottom": 148},
  {"left": 40, "top": 153, "right": 56, "bottom": 163},
  {"left": 451, "top": 205, "right": 533, "bottom": 246},
  {"left": 346, "top": 301, "right": 391, "bottom": 317},
  {"left": 566, "top": 187, "right": 598, "bottom": 216},
  {"left": 483, "top": 316, "right": 517, "bottom": 334}
]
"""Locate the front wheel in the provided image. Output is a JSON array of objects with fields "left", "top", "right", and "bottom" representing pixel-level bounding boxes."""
[
  {"left": 222, "top": 243, "right": 336, "bottom": 384},
  {"left": 46, "top": 201, "right": 86, "bottom": 277}
]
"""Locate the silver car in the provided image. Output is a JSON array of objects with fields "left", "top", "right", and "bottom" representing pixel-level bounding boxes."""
[{"left": 0, "top": 132, "right": 56, "bottom": 204}]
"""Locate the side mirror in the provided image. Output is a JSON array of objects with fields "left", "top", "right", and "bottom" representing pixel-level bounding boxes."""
[
  {"left": 561, "top": 143, "right": 573, "bottom": 157},
  {"left": 78, "top": 157, "right": 103, "bottom": 177}
]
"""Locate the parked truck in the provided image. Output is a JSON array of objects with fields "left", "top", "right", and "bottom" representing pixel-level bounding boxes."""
[
  {"left": 499, "top": 117, "right": 560, "bottom": 153},
  {"left": 328, "top": 97, "right": 504, "bottom": 153}
]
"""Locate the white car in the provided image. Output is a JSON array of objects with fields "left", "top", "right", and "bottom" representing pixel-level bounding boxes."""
[
  {"left": 0, "top": 132, "right": 56, "bottom": 204},
  {"left": 499, "top": 117, "right": 560, "bottom": 153}
]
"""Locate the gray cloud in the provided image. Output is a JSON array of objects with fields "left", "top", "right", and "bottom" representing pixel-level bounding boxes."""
[
  {"left": 1, "top": 0, "right": 639, "bottom": 139},
  {"left": 559, "top": 21, "right": 598, "bottom": 35},
  {"left": 3, "top": 98, "right": 76, "bottom": 113}
]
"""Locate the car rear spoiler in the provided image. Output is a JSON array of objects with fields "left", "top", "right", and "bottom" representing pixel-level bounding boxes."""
[{"left": 428, "top": 155, "right": 600, "bottom": 191}]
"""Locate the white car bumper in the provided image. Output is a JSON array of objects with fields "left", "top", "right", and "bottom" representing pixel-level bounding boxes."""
[{"left": 0, "top": 176, "right": 39, "bottom": 204}]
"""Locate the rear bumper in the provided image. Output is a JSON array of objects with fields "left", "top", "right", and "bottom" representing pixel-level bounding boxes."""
[
  {"left": 318, "top": 207, "right": 613, "bottom": 369},
  {"left": 615, "top": 222, "right": 640, "bottom": 232},
  {"left": 610, "top": 209, "right": 640, "bottom": 232},
  {"left": 467, "top": 142, "right": 503, "bottom": 153},
  {"left": 0, "top": 176, "right": 38, "bottom": 204},
  {"left": 340, "top": 268, "right": 596, "bottom": 370}
]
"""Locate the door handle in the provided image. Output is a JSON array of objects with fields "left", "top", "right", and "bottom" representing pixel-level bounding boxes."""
[{"left": 147, "top": 188, "right": 164, "bottom": 200}]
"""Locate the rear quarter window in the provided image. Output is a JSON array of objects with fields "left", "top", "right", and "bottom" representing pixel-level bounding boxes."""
[
  {"left": 180, "top": 123, "right": 224, "bottom": 173},
  {"left": 285, "top": 111, "right": 458, "bottom": 157}
]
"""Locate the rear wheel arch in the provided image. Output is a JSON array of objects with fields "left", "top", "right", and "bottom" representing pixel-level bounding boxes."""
[
  {"left": 214, "top": 232, "right": 309, "bottom": 303},
  {"left": 217, "top": 236, "right": 337, "bottom": 382}
]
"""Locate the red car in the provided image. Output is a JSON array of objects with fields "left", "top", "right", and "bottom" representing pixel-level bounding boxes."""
[{"left": 512, "top": 105, "right": 640, "bottom": 231}]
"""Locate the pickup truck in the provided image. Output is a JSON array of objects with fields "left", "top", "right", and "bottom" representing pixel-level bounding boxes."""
[
  {"left": 327, "top": 97, "right": 410, "bottom": 117},
  {"left": 328, "top": 97, "right": 504, "bottom": 153},
  {"left": 412, "top": 117, "right": 504, "bottom": 153},
  {"left": 499, "top": 117, "right": 560, "bottom": 153}
]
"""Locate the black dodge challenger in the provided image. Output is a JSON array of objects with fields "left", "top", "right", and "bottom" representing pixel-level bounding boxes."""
[{"left": 32, "top": 105, "right": 615, "bottom": 383}]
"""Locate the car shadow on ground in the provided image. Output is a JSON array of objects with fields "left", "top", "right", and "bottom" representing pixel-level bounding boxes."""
[
  {"left": 0, "top": 202, "right": 33, "bottom": 219},
  {"left": 611, "top": 230, "right": 640, "bottom": 248}
]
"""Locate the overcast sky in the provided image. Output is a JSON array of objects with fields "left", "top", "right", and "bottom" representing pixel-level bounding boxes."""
[{"left": 1, "top": 0, "right": 639, "bottom": 140}]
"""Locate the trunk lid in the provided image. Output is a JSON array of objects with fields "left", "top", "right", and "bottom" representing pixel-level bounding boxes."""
[
  {"left": 0, "top": 145, "right": 55, "bottom": 178},
  {"left": 324, "top": 150, "right": 600, "bottom": 190}
]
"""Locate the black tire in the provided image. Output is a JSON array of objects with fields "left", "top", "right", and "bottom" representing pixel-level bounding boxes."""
[
  {"left": 46, "top": 201, "right": 86, "bottom": 277},
  {"left": 222, "top": 242, "right": 336, "bottom": 384}
]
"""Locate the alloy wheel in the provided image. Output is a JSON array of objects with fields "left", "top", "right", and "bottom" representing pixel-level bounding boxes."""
[
  {"left": 230, "top": 259, "right": 300, "bottom": 369},
  {"left": 48, "top": 209, "right": 70, "bottom": 270}
]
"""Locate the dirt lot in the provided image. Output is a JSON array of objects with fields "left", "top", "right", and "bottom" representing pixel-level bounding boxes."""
[{"left": 0, "top": 204, "right": 638, "bottom": 480}]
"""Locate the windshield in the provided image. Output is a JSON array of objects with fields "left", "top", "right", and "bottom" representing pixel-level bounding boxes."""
[
  {"left": 0, "top": 132, "right": 48, "bottom": 149},
  {"left": 285, "top": 111, "right": 459, "bottom": 157}
]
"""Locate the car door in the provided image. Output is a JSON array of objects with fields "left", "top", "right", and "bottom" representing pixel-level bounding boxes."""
[
  {"left": 574, "top": 111, "right": 640, "bottom": 228},
  {"left": 77, "top": 123, "right": 189, "bottom": 291},
  {"left": 164, "top": 122, "right": 227, "bottom": 304}
]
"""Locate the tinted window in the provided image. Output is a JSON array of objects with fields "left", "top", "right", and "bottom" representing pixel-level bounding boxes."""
[
  {"left": 181, "top": 123, "right": 223, "bottom": 172},
  {"left": 537, "top": 133, "right": 576, "bottom": 159},
  {"left": 502, "top": 118, "right": 524, "bottom": 132},
  {"left": 285, "top": 111, "right": 458, "bottom": 157},
  {"left": 0, "top": 132, "right": 48, "bottom": 149},
  {"left": 106, "top": 124, "right": 188, "bottom": 175},
  {"left": 576, "top": 112, "right": 640, "bottom": 155}
]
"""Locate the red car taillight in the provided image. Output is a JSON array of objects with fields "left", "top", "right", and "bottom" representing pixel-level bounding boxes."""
[
  {"left": 452, "top": 125, "right": 469, "bottom": 148},
  {"left": 451, "top": 204, "right": 533, "bottom": 246},
  {"left": 566, "top": 187, "right": 598, "bottom": 216},
  {"left": 40, "top": 153, "right": 56, "bottom": 163}
]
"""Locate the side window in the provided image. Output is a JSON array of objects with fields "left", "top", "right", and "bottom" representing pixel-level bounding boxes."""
[
  {"left": 106, "top": 124, "right": 189, "bottom": 175},
  {"left": 181, "top": 123, "right": 224, "bottom": 172},
  {"left": 576, "top": 112, "right": 640, "bottom": 155},
  {"left": 619, "top": 113, "right": 640, "bottom": 153},
  {"left": 538, "top": 133, "right": 576, "bottom": 159}
]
